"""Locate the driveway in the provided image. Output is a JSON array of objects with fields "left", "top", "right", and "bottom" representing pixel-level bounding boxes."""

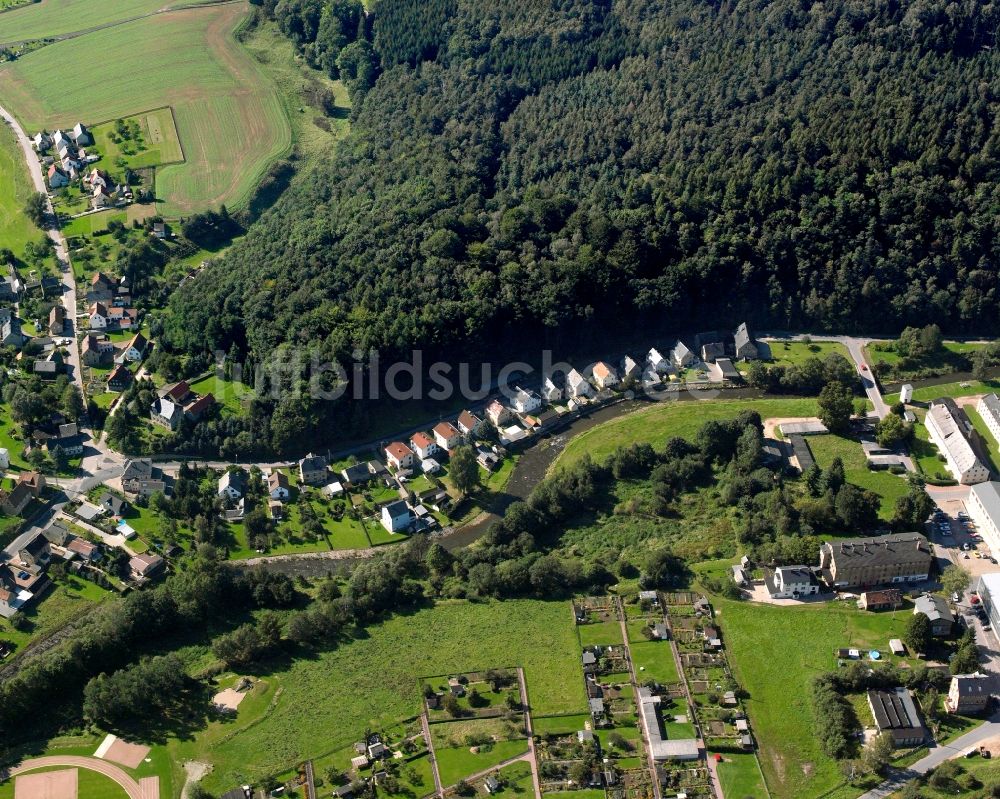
[{"left": 856, "top": 714, "right": 1000, "bottom": 799}]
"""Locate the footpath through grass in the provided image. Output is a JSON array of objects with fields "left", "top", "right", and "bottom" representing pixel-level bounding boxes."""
[{"left": 554, "top": 397, "right": 819, "bottom": 470}]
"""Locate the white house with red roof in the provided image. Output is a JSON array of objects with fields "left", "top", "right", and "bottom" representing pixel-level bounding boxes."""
[
  {"left": 410, "top": 432, "right": 439, "bottom": 460},
  {"left": 433, "top": 421, "right": 462, "bottom": 451},
  {"left": 385, "top": 441, "right": 415, "bottom": 470}
]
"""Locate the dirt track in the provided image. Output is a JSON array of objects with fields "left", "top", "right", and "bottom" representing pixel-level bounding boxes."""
[{"left": 7, "top": 756, "right": 158, "bottom": 799}]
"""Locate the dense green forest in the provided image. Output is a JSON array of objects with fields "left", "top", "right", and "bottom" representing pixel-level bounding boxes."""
[{"left": 163, "top": 0, "right": 1000, "bottom": 455}]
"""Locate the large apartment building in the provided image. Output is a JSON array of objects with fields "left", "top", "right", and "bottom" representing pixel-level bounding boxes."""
[
  {"left": 977, "top": 393, "right": 1000, "bottom": 444},
  {"left": 819, "top": 533, "right": 933, "bottom": 589},
  {"left": 967, "top": 481, "right": 1000, "bottom": 558},
  {"left": 925, "top": 398, "right": 989, "bottom": 485}
]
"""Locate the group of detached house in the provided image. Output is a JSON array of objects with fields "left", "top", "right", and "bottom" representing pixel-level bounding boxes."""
[
  {"left": 294, "top": 450, "right": 448, "bottom": 535},
  {"left": 215, "top": 467, "right": 292, "bottom": 523},
  {"left": 34, "top": 123, "right": 132, "bottom": 210},
  {"left": 0, "top": 266, "right": 72, "bottom": 379}
]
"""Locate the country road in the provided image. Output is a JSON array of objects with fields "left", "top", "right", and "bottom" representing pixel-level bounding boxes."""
[{"left": 0, "top": 102, "right": 85, "bottom": 397}]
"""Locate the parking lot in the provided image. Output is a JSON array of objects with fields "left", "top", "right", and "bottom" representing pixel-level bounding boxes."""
[{"left": 926, "top": 504, "right": 999, "bottom": 578}]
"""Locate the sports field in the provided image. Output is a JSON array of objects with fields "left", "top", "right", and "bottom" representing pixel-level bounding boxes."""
[
  {"left": 0, "top": 2, "right": 292, "bottom": 216},
  {"left": 0, "top": 0, "right": 215, "bottom": 45}
]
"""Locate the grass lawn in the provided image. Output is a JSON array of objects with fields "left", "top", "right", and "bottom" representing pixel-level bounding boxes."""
[
  {"left": 629, "top": 640, "right": 680, "bottom": 685},
  {"left": 965, "top": 406, "right": 1000, "bottom": 472},
  {"left": 0, "top": 2, "right": 292, "bottom": 217},
  {"left": 189, "top": 374, "right": 254, "bottom": 416},
  {"left": 0, "top": 122, "right": 40, "bottom": 258},
  {"left": 711, "top": 596, "right": 918, "bottom": 799},
  {"left": 884, "top": 379, "right": 1000, "bottom": 405},
  {"left": 0, "top": 764, "right": 129, "bottom": 799},
  {"left": 577, "top": 620, "right": 623, "bottom": 647},
  {"left": 91, "top": 107, "right": 183, "bottom": 170},
  {"left": 435, "top": 739, "right": 529, "bottom": 787},
  {"left": 716, "top": 752, "right": 768, "bottom": 799},
  {"left": 60, "top": 211, "right": 127, "bottom": 237},
  {"left": 806, "top": 434, "right": 910, "bottom": 519},
  {"left": 554, "top": 398, "right": 820, "bottom": 470},
  {"left": 0, "top": 575, "right": 113, "bottom": 655},
  {"left": 185, "top": 600, "right": 586, "bottom": 794},
  {"left": 543, "top": 791, "right": 606, "bottom": 799},
  {"left": 485, "top": 760, "right": 534, "bottom": 799},
  {"left": 764, "top": 340, "right": 851, "bottom": 367},
  {"left": 0, "top": 405, "right": 32, "bottom": 469},
  {"left": 532, "top": 714, "right": 592, "bottom": 736},
  {"left": 910, "top": 416, "right": 953, "bottom": 481}
]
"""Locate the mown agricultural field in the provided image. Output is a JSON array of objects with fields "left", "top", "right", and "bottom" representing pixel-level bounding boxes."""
[
  {"left": 0, "top": 2, "right": 291, "bottom": 216},
  {"left": 0, "top": 123, "right": 39, "bottom": 255},
  {"left": 0, "top": 0, "right": 215, "bottom": 45}
]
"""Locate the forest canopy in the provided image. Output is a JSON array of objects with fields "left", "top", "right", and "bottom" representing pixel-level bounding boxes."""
[{"left": 163, "top": 0, "right": 1000, "bottom": 454}]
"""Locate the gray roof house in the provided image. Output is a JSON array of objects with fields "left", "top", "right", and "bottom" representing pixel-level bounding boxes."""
[
  {"left": 913, "top": 593, "right": 954, "bottom": 636},
  {"left": 218, "top": 470, "right": 247, "bottom": 500},
  {"left": 1, "top": 317, "right": 25, "bottom": 348},
  {"left": 733, "top": 323, "right": 758, "bottom": 360}
]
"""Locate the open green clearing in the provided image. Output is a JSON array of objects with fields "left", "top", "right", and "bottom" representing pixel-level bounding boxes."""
[
  {"left": 887, "top": 755, "right": 1000, "bottom": 797},
  {"left": 554, "top": 398, "right": 820, "bottom": 470},
  {"left": 61, "top": 211, "right": 127, "bottom": 238},
  {"left": 763, "top": 340, "right": 851, "bottom": 367},
  {"left": 484, "top": 761, "right": 534, "bottom": 799},
  {"left": 0, "top": 122, "right": 39, "bottom": 256},
  {"left": 866, "top": 340, "right": 986, "bottom": 376},
  {"left": 169, "top": 600, "right": 586, "bottom": 793},
  {"left": 805, "top": 434, "right": 910, "bottom": 519},
  {"left": 716, "top": 753, "right": 768, "bottom": 799},
  {"left": 709, "top": 595, "right": 917, "bottom": 799},
  {"left": 884, "top": 379, "right": 1000, "bottom": 405},
  {"left": 577, "top": 619, "right": 623, "bottom": 647},
  {"left": 628, "top": 639, "right": 680, "bottom": 685},
  {"left": 0, "top": 2, "right": 292, "bottom": 216},
  {"left": 188, "top": 374, "right": 254, "bottom": 416}
]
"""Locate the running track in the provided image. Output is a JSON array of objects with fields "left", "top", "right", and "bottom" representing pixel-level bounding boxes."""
[{"left": 6, "top": 755, "right": 159, "bottom": 799}]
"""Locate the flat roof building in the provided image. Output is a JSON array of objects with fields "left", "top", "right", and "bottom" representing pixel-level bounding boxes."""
[{"left": 966, "top": 481, "right": 1000, "bottom": 558}]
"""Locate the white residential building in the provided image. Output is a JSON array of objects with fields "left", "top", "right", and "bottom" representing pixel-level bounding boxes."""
[
  {"left": 621, "top": 355, "right": 641, "bottom": 381},
  {"left": 967, "top": 481, "right": 1000, "bottom": 557},
  {"left": 977, "top": 393, "right": 1000, "bottom": 443},
  {"left": 510, "top": 386, "right": 542, "bottom": 414},
  {"left": 766, "top": 565, "right": 820, "bottom": 599},
  {"left": 671, "top": 341, "right": 694, "bottom": 368},
  {"left": 648, "top": 348, "right": 670, "bottom": 373},
  {"left": 925, "top": 400, "right": 989, "bottom": 485},
  {"left": 900, "top": 384, "right": 914, "bottom": 404},
  {"left": 566, "top": 369, "right": 593, "bottom": 399},
  {"left": 541, "top": 376, "right": 563, "bottom": 402},
  {"left": 591, "top": 361, "right": 619, "bottom": 389}
]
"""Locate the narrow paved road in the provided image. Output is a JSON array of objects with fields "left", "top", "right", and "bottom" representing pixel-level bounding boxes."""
[
  {"left": 0, "top": 102, "right": 84, "bottom": 396},
  {"left": 5, "top": 755, "right": 157, "bottom": 799},
  {"left": 856, "top": 712, "right": 1000, "bottom": 799}
]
